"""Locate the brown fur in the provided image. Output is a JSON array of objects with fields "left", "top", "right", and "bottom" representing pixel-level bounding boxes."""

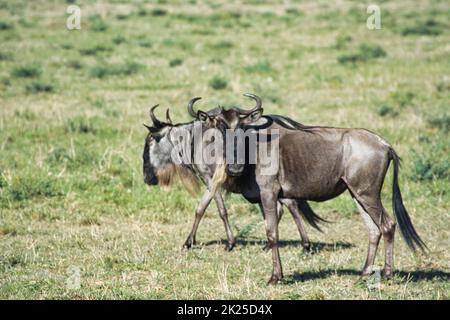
[
  {"left": 211, "top": 163, "right": 227, "bottom": 193},
  {"left": 156, "top": 164, "right": 200, "bottom": 195}
]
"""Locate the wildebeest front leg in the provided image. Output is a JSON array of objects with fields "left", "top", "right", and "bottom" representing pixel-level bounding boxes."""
[
  {"left": 183, "top": 189, "right": 214, "bottom": 249},
  {"left": 213, "top": 193, "right": 236, "bottom": 251},
  {"left": 261, "top": 192, "right": 283, "bottom": 285},
  {"left": 260, "top": 202, "right": 283, "bottom": 251}
]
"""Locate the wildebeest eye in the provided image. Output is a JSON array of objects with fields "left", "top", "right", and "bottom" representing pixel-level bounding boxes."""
[{"left": 152, "top": 134, "right": 162, "bottom": 143}]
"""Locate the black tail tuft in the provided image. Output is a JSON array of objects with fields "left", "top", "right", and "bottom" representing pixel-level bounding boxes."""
[
  {"left": 296, "top": 200, "right": 329, "bottom": 232},
  {"left": 390, "top": 149, "right": 427, "bottom": 252}
]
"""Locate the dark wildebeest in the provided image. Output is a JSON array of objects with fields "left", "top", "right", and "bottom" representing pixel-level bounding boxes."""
[
  {"left": 214, "top": 105, "right": 427, "bottom": 284},
  {"left": 143, "top": 95, "right": 325, "bottom": 251}
]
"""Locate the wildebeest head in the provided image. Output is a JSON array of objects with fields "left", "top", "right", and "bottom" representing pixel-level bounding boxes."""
[
  {"left": 143, "top": 105, "right": 200, "bottom": 194},
  {"left": 143, "top": 105, "right": 174, "bottom": 186},
  {"left": 187, "top": 93, "right": 264, "bottom": 177}
]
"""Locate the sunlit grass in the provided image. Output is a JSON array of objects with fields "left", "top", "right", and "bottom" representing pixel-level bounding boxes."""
[{"left": 0, "top": 0, "right": 448, "bottom": 299}]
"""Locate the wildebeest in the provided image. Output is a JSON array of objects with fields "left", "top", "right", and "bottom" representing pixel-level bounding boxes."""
[
  {"left": 143, "top": 95, "right": 325, "bottom": 251},
  {"left": 213, "top": 104, "right": 427, "bottom": 284}
]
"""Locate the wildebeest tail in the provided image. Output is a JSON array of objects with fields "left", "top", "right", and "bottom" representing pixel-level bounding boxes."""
[
  {"left": 389, "top": 148, "right": 427, "bottom": 252},
  {"left": 296, "top": 200, "right": 329, "bottom": 232}
]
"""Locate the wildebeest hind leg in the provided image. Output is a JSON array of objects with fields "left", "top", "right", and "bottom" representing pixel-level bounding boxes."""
[
  {"left": 183, "top": 189, "right": 214, "bottom": 249},
  {"left": 353, "top": 198, "right": 381, "bottom": 276},
  {"left": 281, "top": 199, "right": 311, "bottom": 250}
]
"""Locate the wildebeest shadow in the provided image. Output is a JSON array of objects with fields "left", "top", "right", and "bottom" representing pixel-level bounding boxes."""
[
  {"left": 284, "top": 268, "right": 450, "bottom": 284},
  {"left": 203, "top": 239, "right": 354, "bottom": 253}
]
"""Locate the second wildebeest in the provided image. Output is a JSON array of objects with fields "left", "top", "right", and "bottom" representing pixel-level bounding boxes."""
[{"left": 214, "top": 108, "right": 427, "bottom": 284}]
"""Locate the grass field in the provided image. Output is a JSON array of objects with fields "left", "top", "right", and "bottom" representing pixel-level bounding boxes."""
[{"left": 0, "top": 0, "right": 449, "bottom": 299}]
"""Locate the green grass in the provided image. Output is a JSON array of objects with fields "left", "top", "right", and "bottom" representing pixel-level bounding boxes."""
[{"left": 0, "top": 0, "right": 449, "bottom": 300}]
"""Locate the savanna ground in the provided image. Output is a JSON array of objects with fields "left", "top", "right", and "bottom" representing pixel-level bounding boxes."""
[{"left": 0, "top": 0, "right": 449, "bottom": 300}]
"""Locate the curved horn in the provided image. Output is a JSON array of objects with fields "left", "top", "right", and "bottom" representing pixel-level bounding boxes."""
[
  {"left": 187, "top": 97, "right": 202, "bottom": 118},
  {"left": 149, "top": 104, "right": 162, "bottom": 127},
  {"left": 233, "top": 93, "right": 262, "bottom": 115},
  {"left": 166, "top": 109, "right": 172, "bottom": 124}
]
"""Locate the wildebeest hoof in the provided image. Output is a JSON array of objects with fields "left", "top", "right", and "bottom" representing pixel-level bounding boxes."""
[
  {"left": 182, "top": 240, "right": 195, "bottom": 250},
  {"left": 267, "top": 275, "right": 282, "bottom": 285},
  {"left": 225, "top": 242, "right": 236, "bottom": 251},
  {"left": 381, "top": 269, "right": 393, "bottom": 279},
  {"left": 302, "top": 242, "right": 312, "bottom": 251}
]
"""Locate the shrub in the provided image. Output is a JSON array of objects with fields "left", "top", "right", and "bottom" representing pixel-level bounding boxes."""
[
  {"left": 169, "top": 58, "right": 183, "bottom": 67},
  {"left": 334, "top": 35, "right": 352, "bottom": 49},
  {"left": 138, "top": 40, "right": 152, "bottom": 48},
  {"left": 377, "top": 105, "right": 398, "bottom": 117},
  {"left": 66, "top": 60, "right": 83, "bottom": 69},
  {"left": 412, "top": 154, "right": 450, "bottom": 181},
  {"left": 211, "top": 41, "right": 233, "bottom": 49},
  {"left": 60, "top": 43, "right": 73, "bottom": 50},
  {"left": 47, "top": 145, "right": 98, "bottom": 169},
  {"left": 0, "top": 171, "right": 7, "bottom": 188},
  {"left": 390, "top": 90, "right": 415, "bottom": 108},
  {"left": 90, "top": 62, "right": 144, "bottom": 78},
  {"left": 112, "top": 35, "right": 126, "bottom": 45},
  {"left": 116, "top": 13, "right": 129, "bottom": 20},
  {"left": 0, "top": 51, "right": 13, "bottom": 61},
  {"left": 11, "top": 64, "right": 41, "bottom": 78},
  {"left": 79, "top": 44, "right": 112, "bottom": 55},
  {"left": 80, "top": 216, "right": 101, "bottom": 226},
  {"left": 402, "top": 19, "right": 442, "bottom": 36},
  {"left": 411, "top": 138, "right": 450, "bottom": 181},
  {"left": 89, "top": 16, "right": 108, "bottom": 32},
  {"left": 0, "top": 224, "right": 17, "bottom": 236},
  {"left": 14, "top": 109, "right": 36, "bottom": 120},
  {"left": 65, "top": 116, "right": 97, "bottom": 134},
  {"left": 427, "top": 113, "right": 450, "bottom": 132},
  {"left": 285, "top": 7, "right": 302, "bottom": 15},
  {"left": 8, "top": 176, "right": 64, "bottom": 201},
  {"left": 209, "top": 76, "right": 227, "bottom": 90},
  {"left": 25, "top": 81, "right": 54, "bottom": 93},
  {"left": 0, "top": 21, "right": 13, "bottom": 30},
  {"left": 151, "top": 8, "right": 168, "bottom": 16},
  {"left": 47, "top": 146, "right": 71, "bottom": 163},
  {"left": 338, "top": 44, "right": 386, "bottom": 64},
  {"left": 244, "top": 61, "right": 273, "bottom": 74},
  {"left": 236, "top": 219, "right": 259, "bottom": 238},
  {"left": 436, "top": 81, "right": 450, "bottom": 92},
  {"left": 137, "top": 7, "right": 147, "bottom": 16}
]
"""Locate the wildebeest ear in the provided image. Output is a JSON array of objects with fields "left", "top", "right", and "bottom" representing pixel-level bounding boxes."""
[
  {"left": 197, "top": 111, "right": 213, "bottom": 125},
  {"left": 241, "top": 108, "right": 263, "bottom": 124}
]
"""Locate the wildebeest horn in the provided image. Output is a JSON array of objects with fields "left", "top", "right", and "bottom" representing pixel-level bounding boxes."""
[
  {"left": 234, "top": 93, "right": 262, "bottom": 115},
  {"left": 187, "top": 97, "right": 202, "bottom": 118},
  {"left": 166, "top": 109, "right": 172, "bottom": 124},
  {"left": 149, "top": 104, "right": 162, "bottom": 127}
]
